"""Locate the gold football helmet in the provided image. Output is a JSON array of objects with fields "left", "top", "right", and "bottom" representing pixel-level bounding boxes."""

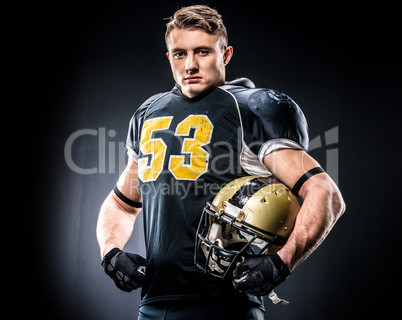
[{"left": 195, "top": 176, "right": 300, "bottom": 279}]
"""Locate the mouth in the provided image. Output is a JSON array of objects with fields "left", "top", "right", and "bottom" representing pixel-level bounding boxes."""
[{"left": 184, "top": 76, "right": 202, "bottom": 84}]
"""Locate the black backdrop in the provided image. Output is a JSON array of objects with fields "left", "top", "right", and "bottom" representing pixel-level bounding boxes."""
[{"left": 29, "top": 1, "right": 401, "bottom": 319}]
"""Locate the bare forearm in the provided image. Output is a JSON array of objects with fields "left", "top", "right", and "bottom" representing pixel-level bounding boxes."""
[
  {"left": 278, "top": 179, "right": 345, "bottom": 270},
  {"left": 96, "top": 192, "right": 138, "bottom": 258}
]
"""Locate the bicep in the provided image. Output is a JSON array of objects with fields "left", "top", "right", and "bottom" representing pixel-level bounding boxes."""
[
  {"left": 115, "top": 158, "right": 142, "bottom": 209},
  {"left": 263, "top": 149, "right": 322, "bottom": 196},
  {"left": 263, "top": 148, "right": 341, "bottom": 201}
]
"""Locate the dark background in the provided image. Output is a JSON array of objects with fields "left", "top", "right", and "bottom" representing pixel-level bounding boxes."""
[{"left": 28, "top": 1, "right": 400, "bottom": 319}]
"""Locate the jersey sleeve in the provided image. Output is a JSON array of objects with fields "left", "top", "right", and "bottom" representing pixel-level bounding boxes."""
[
  {"left": 237, "top": 88, "right": 309, "bottom": 176},
  {"left": 246, "top": 88, "right": 308, "bottom": 155},
  {"left": 126, "top": 93, "right": 164, "bottom": 163}
]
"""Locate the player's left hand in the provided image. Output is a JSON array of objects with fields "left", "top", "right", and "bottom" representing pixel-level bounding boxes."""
[{"left": 232, "top": 254, "right": 291, "bottom": 296}]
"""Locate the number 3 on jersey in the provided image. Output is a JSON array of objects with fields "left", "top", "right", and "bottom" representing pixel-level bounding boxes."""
[{"left": 138, "top": 115, "right": 213, "bottom": 182}]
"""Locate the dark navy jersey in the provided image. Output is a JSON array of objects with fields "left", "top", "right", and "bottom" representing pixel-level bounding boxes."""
[{"left": 126, "top": 78, "right": 308, "bottom": 307}]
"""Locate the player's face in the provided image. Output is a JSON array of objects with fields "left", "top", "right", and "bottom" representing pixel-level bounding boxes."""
[{"left": 166, "top": 28, "right": 233, "bottom": 98}]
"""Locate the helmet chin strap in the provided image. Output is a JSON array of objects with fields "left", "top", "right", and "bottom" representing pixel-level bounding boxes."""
[{"left": 268, "top": 290, "right": 289, "bottom": 305}]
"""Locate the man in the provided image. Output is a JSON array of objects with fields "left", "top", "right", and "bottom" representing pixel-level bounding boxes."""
[{"left": 96, "top": 5, "right": 345, "bottom": 320}]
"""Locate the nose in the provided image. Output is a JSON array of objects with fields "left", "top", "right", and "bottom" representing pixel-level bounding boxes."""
[{"left": 185, "top": 53, "right": 199, "bottom": 74}]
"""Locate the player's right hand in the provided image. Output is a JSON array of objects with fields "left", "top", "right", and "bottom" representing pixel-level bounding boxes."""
[{"left": 101, "top": 248, "right": 146, "bottom": 292}]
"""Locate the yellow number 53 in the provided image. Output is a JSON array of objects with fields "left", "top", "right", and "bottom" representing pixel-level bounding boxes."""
[{"left": 138, "top": 115, "right": 213, "bottom": 182}]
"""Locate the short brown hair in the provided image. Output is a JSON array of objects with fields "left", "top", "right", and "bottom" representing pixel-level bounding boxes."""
[{"left": 165, "top": 5, "right": 228, "bottom": 49}]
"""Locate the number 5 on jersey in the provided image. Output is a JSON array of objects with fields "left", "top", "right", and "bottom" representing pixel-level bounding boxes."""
[{"left": 138, "top": 115, "right": 213, "bottom": 182}]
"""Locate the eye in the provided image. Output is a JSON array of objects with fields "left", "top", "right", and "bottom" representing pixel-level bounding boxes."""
[
  {"left": 173, "top": 52, "right": 185, "bottom": 58},
  {"left": 197, "top": 50, "right": 209, "bottom": 56}
]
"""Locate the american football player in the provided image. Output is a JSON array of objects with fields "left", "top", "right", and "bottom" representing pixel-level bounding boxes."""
[{"left": 96, "top": 5, "right": 345, "bottom": 320}]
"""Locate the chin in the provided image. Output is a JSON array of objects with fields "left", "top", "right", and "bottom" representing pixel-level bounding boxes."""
[
  {"left": 182, "top": 87, "right": 202, "bottom": 98},
  {"left": 183, "top": 83, "right": 214, "bottom": 98}
]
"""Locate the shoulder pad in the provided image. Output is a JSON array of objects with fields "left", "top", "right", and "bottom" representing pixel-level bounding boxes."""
[
  {"left": 225, "top": 77, "right": 256, "bottom": 88},
  {"left": 247, "top": 89, "right": 298, "bottom": 120},
  {"left": 141, "top": 92, "right": 166, "bottom": 107}
]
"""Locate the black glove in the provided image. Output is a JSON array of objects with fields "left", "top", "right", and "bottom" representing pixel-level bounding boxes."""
[
  {"left": 232, "top": 254, "right": 290, "bottom": 296},
  {"left": 101, "top": 248, "right": 146, "bottom": 292}
]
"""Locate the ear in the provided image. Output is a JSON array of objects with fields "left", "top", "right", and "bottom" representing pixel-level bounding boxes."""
[
  {"left": 166, "top": 52, "right": 170, "bottom": 60},
  {"left": 223, "top": 46, "right": 233, "bottom": 65}
]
